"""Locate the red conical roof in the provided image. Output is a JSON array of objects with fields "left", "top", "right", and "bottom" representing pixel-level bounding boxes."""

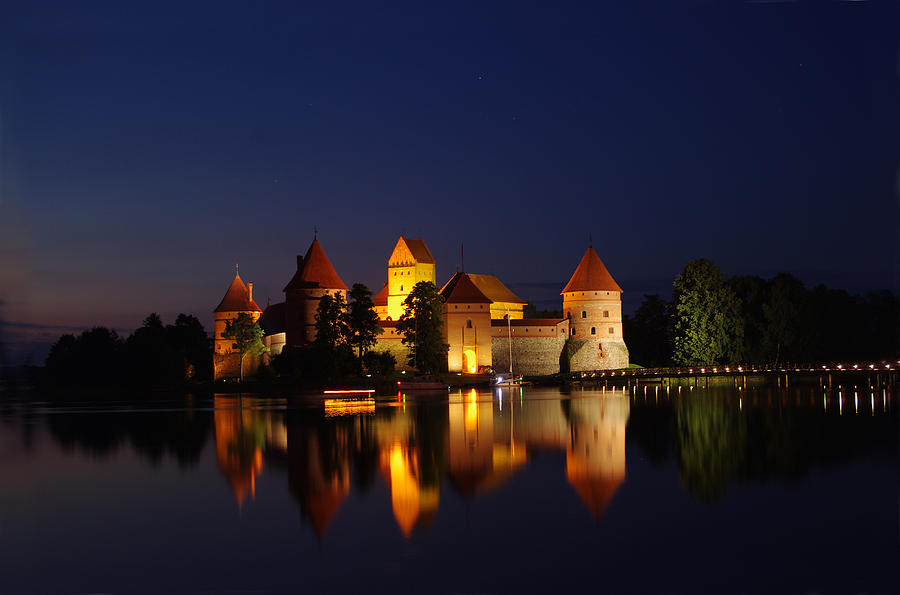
[
  {"left": 284, "top": 239, "right": 348, "bottom": 292},
  {"left": 561, "top": 246, "right": 622, "bottom": 294},
  {"left": 373, "top": 283, "right": 389, "bottom": 307},
  {"left": 439, "top": 272, "right": 492, "bottom": 304},
  {"left": 215, "top": 274, "right": 262, "bottom": 313}
]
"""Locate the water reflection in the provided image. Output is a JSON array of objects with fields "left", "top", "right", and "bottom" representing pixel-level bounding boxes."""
[
  {"left": 4, "top": 386, "right": 894, "bottom": 593},
  {"left": 210, "top": 388, "right": 632, "bottom": 537}
]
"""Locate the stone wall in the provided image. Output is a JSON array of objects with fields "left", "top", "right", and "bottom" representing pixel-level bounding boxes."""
[
  {"left": 491, "top": 334, "right": 566, "bottom": 377},
  {"left": 567, "top": 338, "right": 629, "bottom": 372},
  {"left": 213, "top": 352, "right": 262, "bottom": 381},
  {"left": 373, "top": 335, "right": 415, "bottom": 371}
]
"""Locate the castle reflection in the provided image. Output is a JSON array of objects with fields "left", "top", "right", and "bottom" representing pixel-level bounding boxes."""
[{"left": 213, "top": 389, "right": 630, "bottom": 537}]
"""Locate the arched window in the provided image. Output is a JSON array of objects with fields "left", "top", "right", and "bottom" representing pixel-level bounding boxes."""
[
  {"left": 466, "top": 319, "right": 472, "bottom": 329},
  {"left": 591, "top": 327, "right": 596, "bottom": 335},
  {"left": 581, "top": 311, "right": 586, "bottom": 318}
]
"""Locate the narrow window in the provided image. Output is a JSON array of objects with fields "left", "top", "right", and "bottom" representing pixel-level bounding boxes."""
[
  {"left": 466, "top": 319, "right": 472, "bottom": 329},
  {"left": 591, "top": 327, "right": 596, "bottom": 335},
  {"left": 603, "top": 310, "right": 609, "bottom": 318},
  {"left": 609, "top": 327, "right": 614, "bottom": 334},
  {"left": 467, "top": 305, "right": 470, "bottom": 309},
  {"left": 572, "top": 329, "right": 576, "bottom": 336},
  {"left": 581, "top": 311, "right": 586, "bottom": 319},
  {"left": 400, "top": 285, "right": 403, "bottom": 291}
]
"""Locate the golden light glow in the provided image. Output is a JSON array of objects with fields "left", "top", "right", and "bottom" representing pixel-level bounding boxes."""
[
  {"left": 324, "top": 398, "right": 375, "bottom": 417},
  {"left": 464, "top": 349, "right": 478, "bottom": 374},
  {"left": 465, "top": 388, "right": 478, "bottom": 433}
]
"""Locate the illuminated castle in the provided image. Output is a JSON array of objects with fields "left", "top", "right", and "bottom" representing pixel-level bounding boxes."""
[{"left": 212, "top": 235, "right": 628, "bottom": 379}]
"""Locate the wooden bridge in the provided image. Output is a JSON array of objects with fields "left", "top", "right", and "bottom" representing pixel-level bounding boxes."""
[{"left": 569, "top": 361, "right": 899, "bottom": 390}]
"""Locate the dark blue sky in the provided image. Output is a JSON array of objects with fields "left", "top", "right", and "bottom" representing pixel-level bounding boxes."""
[{"left": 1, "top": 0, "right": 898, "bottom": 363}]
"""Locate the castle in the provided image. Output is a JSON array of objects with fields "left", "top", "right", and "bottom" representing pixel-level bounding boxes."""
[{"left": 213, "top": 236, "right": 628, "bottom": 379}]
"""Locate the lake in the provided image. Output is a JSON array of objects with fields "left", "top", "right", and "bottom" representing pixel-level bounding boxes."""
[{"left": 0, "top": 385, "right": 896, "bottom": 594}]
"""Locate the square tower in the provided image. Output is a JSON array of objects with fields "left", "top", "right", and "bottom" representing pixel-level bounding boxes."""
[{"left": 386, "top": 236, "right": 436, "bottom": 321}]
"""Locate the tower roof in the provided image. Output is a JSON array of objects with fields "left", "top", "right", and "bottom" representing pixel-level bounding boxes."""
[
  {"left": 284, "top": 239, "right": 348, "bottom": 292},
  {"left": 373, "top": 283, "right": 389, "bottom": 307},
  {"left": 439, "top": 272, "right": 492, "bottom": 304},
  {"left": 389, "top": 236, "right": 435, "bottom": 266},
  {"left": 466, "top": 274, "right": 526, "bottom": 304},
  {"left": 561, "top": 246, "right": 623, "bottom": 294},
  {"left": 214, "top": 273, "right": 262, "bottom": 313},
  {"left": 258, "top": 301, "right": 286, "bottom": 334}
]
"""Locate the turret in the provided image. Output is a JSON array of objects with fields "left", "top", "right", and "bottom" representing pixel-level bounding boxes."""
[
  {"left": 283, "top": 238, "right": 348, "bottom": 347},
  {"left": 561, "top": 246, "right": 629, "bottom": 370},
  {"left": 213, "top": 272, "right": 262, "bottom": 355}
]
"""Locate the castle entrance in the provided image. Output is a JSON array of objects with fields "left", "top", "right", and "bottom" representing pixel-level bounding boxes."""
[{"left": 463, "top": 349, "right": 477, "bottom": 374}]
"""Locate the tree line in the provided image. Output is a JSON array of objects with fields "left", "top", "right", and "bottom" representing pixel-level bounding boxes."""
[
  {"left": 625, "top": 258, "right": 899, "bottom": 367},
  {"left": 44, "top": 313, "right": 212, "bottom": 389}
]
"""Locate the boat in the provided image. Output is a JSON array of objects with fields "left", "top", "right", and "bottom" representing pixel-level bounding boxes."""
[
  {"left": 493, "top": 309, "right": 526, "bottom": 387},
  {"left": 493, "top": 374, "right": 524, "bottom": 387}
]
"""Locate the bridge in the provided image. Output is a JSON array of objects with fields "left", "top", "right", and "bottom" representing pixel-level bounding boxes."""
[{"left": 569, "top": 361, "right": 899, "bottom": 391}]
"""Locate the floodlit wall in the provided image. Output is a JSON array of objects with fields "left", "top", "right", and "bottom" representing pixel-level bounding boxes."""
[{"left": 563, "top": 290, "right": 628, "bottom": 371}]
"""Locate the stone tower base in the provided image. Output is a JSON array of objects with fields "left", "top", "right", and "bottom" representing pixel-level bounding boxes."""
[{"left": 567, "top": 339, "right": 629, "bottom": 372}]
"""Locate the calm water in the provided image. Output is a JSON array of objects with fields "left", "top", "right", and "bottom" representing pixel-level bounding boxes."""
[{"left": 0, "top": 386, "right": 897, "bottom": 594}]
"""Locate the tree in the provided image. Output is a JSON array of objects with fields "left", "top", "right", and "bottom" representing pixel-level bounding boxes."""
[
  {"left": 761, "top": 273, "right": 808, "bottom": 365},
  {"left": 397, "top": 281, "right": 448, "bottom": 375},
  {"left": 166, "top": 313, "right": 212, "bottom": 381},
  {"left": 346, "top": 283, "right": 382, "bottom": 363},
  {"left": 726, "top": 275, "right": 768, "bottom": 363},
  {"left": 223, "top": 313, "right": 268, "bottom": 382},
  {"left": 125, "top": 313, "right": 177, "bottom": 385},
  {"left": 671, "top": 259, "right": 744, "bottom": 365},
  {"left": 623, "top": 294, "right": 672, "bottom": 366},
  {"left": 314, "top": 293, "right": 349, "bottom": 350}
]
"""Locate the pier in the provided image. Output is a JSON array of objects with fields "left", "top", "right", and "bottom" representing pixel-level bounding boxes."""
[{"left": 569, "top": 361, "right": 899, "bottom": 391}]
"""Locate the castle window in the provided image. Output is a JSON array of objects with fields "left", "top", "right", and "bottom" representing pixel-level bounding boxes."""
[
  {"left": 572, "top": 329, "right": 576, "bottom": 336},
  {"left": 591, "top": 327, "right": 596, "bottom": 335},
  {"left": 581, "top": 311, "right": 586, "bottom": 318},
  {"left": 603, "top": 310, "right": 609, "bottom": 318},
  {"left": 609, "top": 327, "right": 614, "bottom": 334},
  {"left": 467, "top": 305, "right": 470, "bottom": 309},
  {"left": 466, "top": 319, "right": 472, "bottom": 328},
  {"left": 400, "top": 285, "right": 403, "bottom": 291},
  {"left": 454, "top": 305, "right": 458, "bottom": 309}
]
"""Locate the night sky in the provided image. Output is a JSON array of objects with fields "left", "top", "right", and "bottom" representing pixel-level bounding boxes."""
[{"left": 1, "top": 1, "right": 898, "bottom": 364}]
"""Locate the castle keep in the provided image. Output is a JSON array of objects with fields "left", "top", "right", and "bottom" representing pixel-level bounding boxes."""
[{"left": 213, "top": 236, "right": 628, "bottom": 379}]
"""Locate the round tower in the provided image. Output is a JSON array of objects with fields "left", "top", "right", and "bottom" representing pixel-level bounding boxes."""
[
  {"left": 283, "top": 238, "right": 348, "bottom": 347},
  {"left": 561, "top": 246, "right": 629, "bottom": 370},
  {"left": 213, "top": 272, "right": 262, "bottom": 355},
  {"left": 213, "top": 272, "right": 262, "bottom": 380}
]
